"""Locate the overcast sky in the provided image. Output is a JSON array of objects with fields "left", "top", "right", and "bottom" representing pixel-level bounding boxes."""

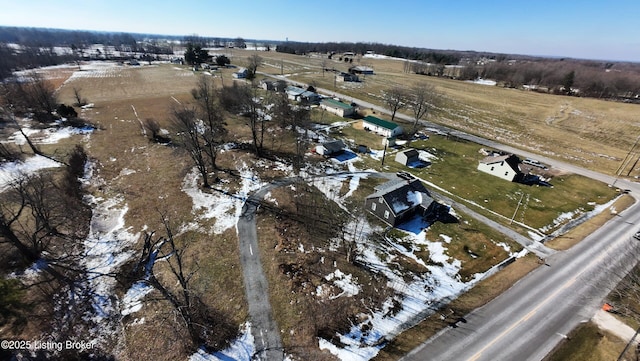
[{"left": 0, "top": 0, "right": 638, "bottom": 62}]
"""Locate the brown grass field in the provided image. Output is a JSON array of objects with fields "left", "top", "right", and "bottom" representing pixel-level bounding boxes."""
[
  {"left": 52, "top": 63, "right": 251, "bottom": 360},
  {"left": 25, "top": 51, "right": 638, "bottom": 360}
]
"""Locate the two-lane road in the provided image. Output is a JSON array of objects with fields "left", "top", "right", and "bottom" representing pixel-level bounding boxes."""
[{"left": 402, "top": 193, "right": 640, "bottom": 361}]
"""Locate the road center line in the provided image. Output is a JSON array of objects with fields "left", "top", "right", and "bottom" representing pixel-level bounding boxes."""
[{"left": 467, "top": 233, "right": 625, "bottom": 360}]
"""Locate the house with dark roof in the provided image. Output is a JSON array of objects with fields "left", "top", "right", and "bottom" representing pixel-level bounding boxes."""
[
  {"left": 349, "top": 66, "right": 374, "bottom": 75},
  {"left": 316, "top": 140, "right": 346, "bottom": 156},
  {"left": 364, "top": 177, "right": 436, "bottom": 227},
  {"left": 336, "top": 72, "right": 359, "bottom": 82},
  {"left": 362, "top": 115, "right": 402, "bottom": 138},
  {"left": 320, "top": 98, "right": 355, "bottom": 117},
  {"left": 395, "top": 149, "right": 420, "bottom": 166},
  {"left": 477, "top": 154, "right": 526, "bottom": 182}
]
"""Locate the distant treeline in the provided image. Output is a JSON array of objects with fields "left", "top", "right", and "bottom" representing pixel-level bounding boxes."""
[
  {"left": 276, "top": 41, "right": 461, "bottom": 64},
  {"left": 277, "top": 40, "right": 640, "bottom": 102},
  {"left": 476, "top": 59, "right": 640, "bottom": 99}
]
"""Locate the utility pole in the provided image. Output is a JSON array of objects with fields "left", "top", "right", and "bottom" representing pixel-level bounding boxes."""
[
  {"left": 510, "top": 193, "right": 524, "bottom": 224},
  {"left": 381, "top": 142, "right": 388, "bottom": 166}
]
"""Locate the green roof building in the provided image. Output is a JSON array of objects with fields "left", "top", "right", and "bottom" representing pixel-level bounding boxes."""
[{"left": 362, "top": 115, "right": 403, "bottom": 137}]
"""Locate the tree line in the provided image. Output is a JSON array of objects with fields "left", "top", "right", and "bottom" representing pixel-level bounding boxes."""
[{"left": 276, "top": 41, "right": 460, "bottom": 63}]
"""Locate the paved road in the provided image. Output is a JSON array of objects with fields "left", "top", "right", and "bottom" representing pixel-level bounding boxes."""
[
  {"left": 402, "top": 194, "right": 640, "bottom": 361},
  {"left": 237, "top": 180, "right": 293, "bottom": 361}
]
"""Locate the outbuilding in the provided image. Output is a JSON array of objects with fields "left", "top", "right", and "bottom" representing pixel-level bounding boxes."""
[
  {"left": 232, "top": 68, "right": 248, "bottom": 79},
  {"left": 315, "top": 140, "right": 346, "bottom": 156},
  {"left": 395, "top": 149, "right": 420, "bottom": 166}
]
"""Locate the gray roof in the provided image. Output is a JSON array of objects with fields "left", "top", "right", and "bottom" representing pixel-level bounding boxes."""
[
  {"left": 322, "top": 140, "right": 346, "bottom": 154},
  {"left": 367, "top": 178, "right": 434, "bottom": 216},
  {"left": 286, "top": 86, "right": 306, "bottom": 95}
]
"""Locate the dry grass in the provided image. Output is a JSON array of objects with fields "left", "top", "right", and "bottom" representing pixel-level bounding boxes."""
[
  {"left": 546, "top": 194, "right": 636, "bottom": 250},
  {"left": 542, "top": 322, "right": 627, "bottom": 361},
  {"left": 51, "top": 63, "right": 249, "bottom": 358},
  {"left": 23, "top": 53, "right": 636, "bottom": 359}
]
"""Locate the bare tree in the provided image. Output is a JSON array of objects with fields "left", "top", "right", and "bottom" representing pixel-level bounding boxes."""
[
  {"left": 409, "top": 82, "right": 440, "bottom": 137},
  {"left": 383, "top": 86, "right": 410, "bottom": 122},
  {"left": 0, "top": 155, "right": 90, "bottom": 285},
  {"left": 3, "top": 73, "right": 58, "bottom": 122},
  {"left": 246, "top": 54, "right": 263, "bottom": 80},
  {"left": 191, "top": 76, "right": 226, "bottom": 171},
  {"left": 72, "top": 87, "right": 87, "bottom": 107},
  {"left": 170, "top": 105, "right": 210, "bottom": 188},
  {"left": 143, "top": 118, "right": 161, "bottom": 140},
  {"left": 133, "top": 215, "right": 236, "bottom": 352}
]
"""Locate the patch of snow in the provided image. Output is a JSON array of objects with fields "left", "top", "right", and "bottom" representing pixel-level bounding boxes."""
[
  {"left": 120, "top": 282, "right": 154, "bottom": 316},
  {"left": 0, "top": 155, "right": 62, "bottom": 191},
  {"left": 320, "top": 223, "right": 476, "bottom": 360},
  {"left": 325, "top": 269, "right": 361, "bottom": 299},
  {"left": 467, "top": 78, "right": 497, "bottom": 86},
  {"left": 119, "top": 168, "right": 136, "bottom": 177},
  {"left": 182, "top": 163, "right": 265, "bottom": 234},
  {"left": 83, "top": 196, "right": 140, "bottom": 322},
  {"left": 189, "top": 323, "right": 255, "bottom": 361}
]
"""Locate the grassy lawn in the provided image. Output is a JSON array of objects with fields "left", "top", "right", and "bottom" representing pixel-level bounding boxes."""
[
  {"left": 380, "top": 134, "right": 618, "bottom": 234},
  {"left": 543, "top": 322, "right": 627, "bottom": 361}
]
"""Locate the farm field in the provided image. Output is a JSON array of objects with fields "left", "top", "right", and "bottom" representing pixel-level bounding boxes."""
[{"left": 0, "top": 52, "right": 632, "bottom": 361}]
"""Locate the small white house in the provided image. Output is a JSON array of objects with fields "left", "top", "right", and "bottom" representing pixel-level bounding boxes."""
[
  {"left": 315, "top": 140, "right": 346, "bottom": 156},
  {"left": 232, "top": 68, "right": 248, "bottom": 79},
  {"left": 362, "top": 115, "right": 402, "bottom": 138},
  {"left": 477, "top": 154, "right": 524, "bottom": 182},
  {"left": 395, "top": 149, "right": 420, "bottom": 166},
  {"left": 320, "top": 98, "right": 355, "bottom": 117}
]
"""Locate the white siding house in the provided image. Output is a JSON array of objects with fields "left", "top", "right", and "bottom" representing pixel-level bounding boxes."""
[
  {"left": 362, "top": 116, "right": 402, "bottom": 138},
  {"left": 320, "top": 98, "right": 355, "bottom": 117},
  {"left": 395, "top": 149, "right": 419, "bottom": 166},
  {"left": 477, "top": 154, "right": 523, "bottom": 182}
]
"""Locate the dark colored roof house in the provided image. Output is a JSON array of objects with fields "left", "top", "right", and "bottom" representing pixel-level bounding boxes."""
[
  {"left": 364, "top": 177, "right": 435, "bottom": 227},
  {"left": 349, "top": 66, "right": 374, "bottom": 75},
  {"left": 395, "top": 149, "right": 420, "bottom": 166},
  {"left": 316, "top": 140, "right": 346, "bottom": 156},
  {"left": 477, "top": 154, "right": 525, "bottom": 182}
]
